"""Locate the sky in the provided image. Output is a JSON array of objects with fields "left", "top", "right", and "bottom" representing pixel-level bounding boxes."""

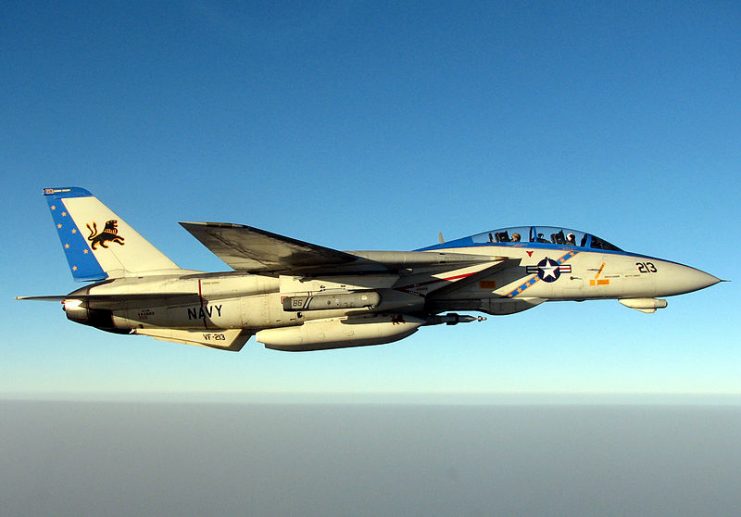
[{"left": 1, "top": 0, "right": 739, "bottom": 400}]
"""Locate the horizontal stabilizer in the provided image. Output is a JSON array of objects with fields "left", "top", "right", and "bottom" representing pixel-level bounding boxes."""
[
  {"left": 17, "top": 295, "right": 69, "bottom": 302},
  {"left": 132, "top": 328, "right": 252, "bottom": 351},
  {"left": 180, "top": 222, "right": 387, "bottom": 275},
  {"left": 18, "top": 293, "right": 200, "bottom": 310}
]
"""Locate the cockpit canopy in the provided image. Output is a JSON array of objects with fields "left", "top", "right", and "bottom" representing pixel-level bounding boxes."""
[{"left": 426, "top": 226, "right": 623, "bottom": 251}]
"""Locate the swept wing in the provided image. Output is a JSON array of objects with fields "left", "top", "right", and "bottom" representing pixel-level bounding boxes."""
[
  {"left": 180, "top": 222, "right": 504, "bottom": 276},
  {"left": 180, "top": 222, "right": 385, "bottom": 275}
]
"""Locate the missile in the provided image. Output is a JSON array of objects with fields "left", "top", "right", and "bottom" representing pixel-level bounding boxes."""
[{"left": 426, "top": 313, "right": 487, "bottom": 326}]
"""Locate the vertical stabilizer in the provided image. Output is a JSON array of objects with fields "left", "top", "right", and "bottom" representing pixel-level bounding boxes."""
[{"left": 44, "top": 187, "right": 180, "bottom": 281}]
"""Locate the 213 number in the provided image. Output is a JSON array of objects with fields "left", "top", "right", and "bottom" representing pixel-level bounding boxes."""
[{"left": 636, "top": 262, "right": 658, "bottom": 273}]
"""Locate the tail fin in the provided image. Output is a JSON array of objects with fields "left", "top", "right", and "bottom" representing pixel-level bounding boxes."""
[{"left": 44, "top": 187, "right": 180, "bottom": 281}]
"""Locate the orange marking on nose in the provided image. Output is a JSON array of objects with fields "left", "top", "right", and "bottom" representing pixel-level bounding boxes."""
[{"left": 594, "top": 262, "right": 606, "bottom": 279}]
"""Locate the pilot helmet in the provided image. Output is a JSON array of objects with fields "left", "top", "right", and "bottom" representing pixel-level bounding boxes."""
[{"left": 567, "top": 232, "right": 575, "bottom": 240}]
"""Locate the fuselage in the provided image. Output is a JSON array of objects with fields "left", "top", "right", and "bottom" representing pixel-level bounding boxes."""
[{"left": 63, "top": 241, "right": 719, "bottom": 334}]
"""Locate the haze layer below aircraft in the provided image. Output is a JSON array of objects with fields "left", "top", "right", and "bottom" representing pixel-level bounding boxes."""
[{"left": 19, "top": 187, "right": 721, "bottom": 351}]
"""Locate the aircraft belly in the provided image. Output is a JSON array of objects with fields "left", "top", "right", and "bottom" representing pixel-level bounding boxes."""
[{"left": 480, "top": 297, "right": 544, "bottom": 315}]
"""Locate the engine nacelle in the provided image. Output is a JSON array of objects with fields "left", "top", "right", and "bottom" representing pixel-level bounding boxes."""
[
  {"left": 256, "top": 314, "right": 424, "bottom": 351},
  {"left": 63, "top": 299, "right": 128, "bottom": 333}
]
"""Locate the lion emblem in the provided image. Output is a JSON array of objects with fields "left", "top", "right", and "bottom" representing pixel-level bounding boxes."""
[{"left": 86, "top": 220, "right": 125, "bottom": 249}]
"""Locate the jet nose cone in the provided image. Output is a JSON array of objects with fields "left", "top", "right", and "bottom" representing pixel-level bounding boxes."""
[
  {"left": 681, "top": 267, "right": 722, "bottom": 294},
  {"left": 657, "top": 263, "right": 721, "bottom": 296},
  {"left": 693, "top": 270, "right": 722, "bottom": 291}
]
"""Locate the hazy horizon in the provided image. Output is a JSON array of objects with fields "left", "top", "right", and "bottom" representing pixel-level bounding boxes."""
[
  {"left": 3, "top": 392, "right": 741, "bottom": 405},
  {"left": 3, "top": 401, "right": 740, "bottom": 516}
]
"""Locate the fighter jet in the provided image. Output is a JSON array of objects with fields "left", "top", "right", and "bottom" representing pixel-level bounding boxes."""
[{"left": 19, "top": 187, "right": 721, "bottom": 352}]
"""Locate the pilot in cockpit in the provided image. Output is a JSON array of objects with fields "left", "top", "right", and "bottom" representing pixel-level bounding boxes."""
[
  {"left": 511, "top": 232, "right": 521, "bottom": 242},
  {"left": 566, "top": 232, "right": 576, "bottom": 246}
]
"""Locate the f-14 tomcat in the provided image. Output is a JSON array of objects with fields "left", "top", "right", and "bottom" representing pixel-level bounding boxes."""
[{"left": 19, "top": 187, "right": 721, "bottom": 352}]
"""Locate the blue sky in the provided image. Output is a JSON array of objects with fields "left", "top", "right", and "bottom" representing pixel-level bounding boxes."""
[{"left": 2, "top": 1, "right": 739, "bottom": 400}]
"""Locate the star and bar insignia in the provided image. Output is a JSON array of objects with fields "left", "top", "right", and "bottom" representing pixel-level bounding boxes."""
[{"left": 526, "top": 257, "right": 572, "bottom": 283}]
